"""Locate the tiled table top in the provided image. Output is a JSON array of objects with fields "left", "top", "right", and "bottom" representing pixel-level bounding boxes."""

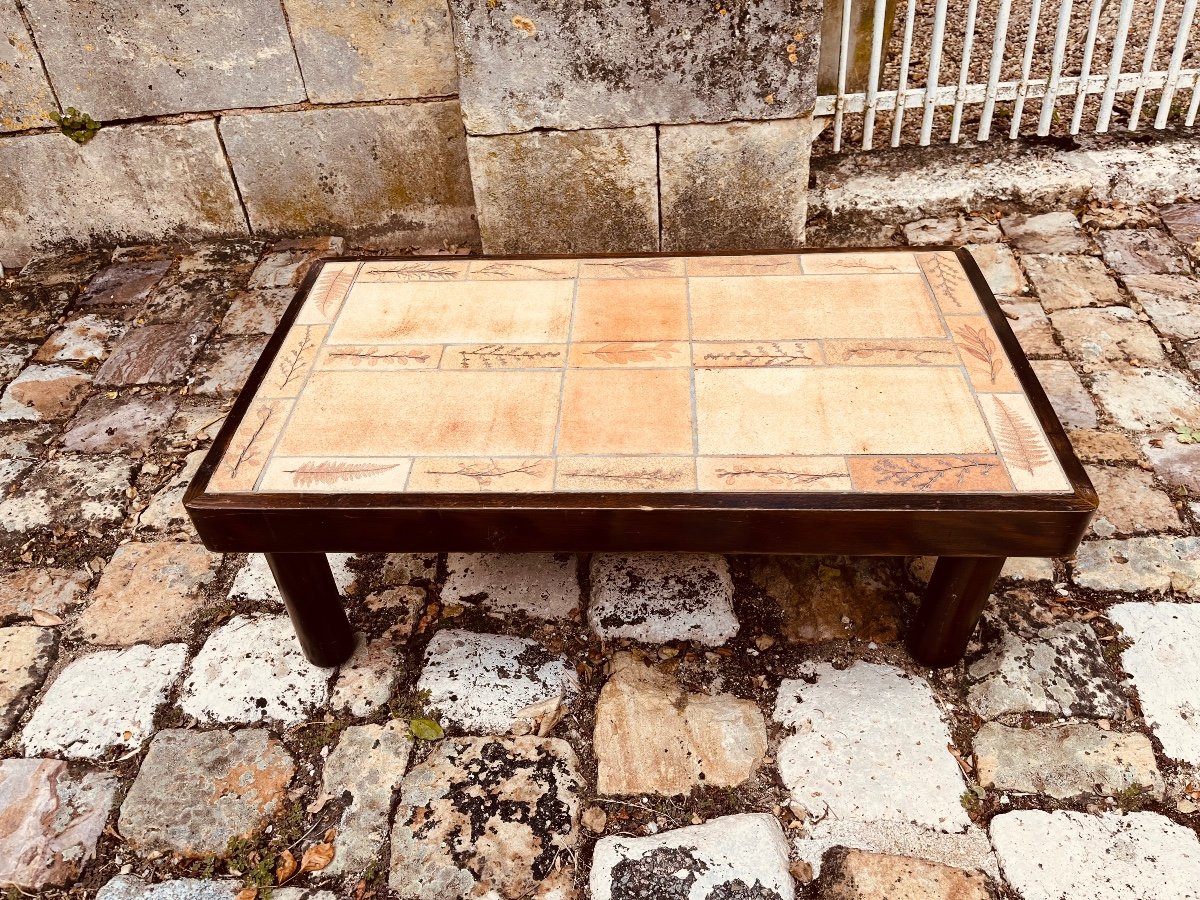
[{"left": 209, "top": 251, "right": 1071, "bottom": 495}]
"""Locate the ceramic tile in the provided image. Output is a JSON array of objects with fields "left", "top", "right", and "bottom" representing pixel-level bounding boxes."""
[
  {"left": 296, "top": 262, "right": 360, "bottom": 325},
  {"left": 801, "top": 251, "right": 922, "bottom": 275},
  {"left": 695, "top": 367, "right": 994, "bottom": 456},
  {"left": 824, "top": 338, "right": 959, "bottom": 366},
  {"left": 277, "top": 370, "right": 562, "bottom": 457},
  {"left": 571, "top": 278, "right": 689, "bottom": 342},
  {"left": 917, "top": 251, "right": 983, "bottom": 314},
  {"left": 331, "top": 281, "right": 574, "bottom": 345},
  {"left": 406, "top": 457, "right": 556, "bottom": 492},
  {"left": 558, "top": 369, "right": 694, "bottom": 455},
  {"left": 555, "top": 456, "right": 696, "bottom": 491},
  {"left": 847, "top": 455, "right": 1013, "bottom": 492},
  {"left": 259, "top": 456, "right": 413, "bottom": 491},
  {"left": 695, "top": 341, "right": 821, "bottom": 368},
  {"left": 947, "top": 315, "right": 1023, "bottom": 392},
  {"left": 467, "top": 259, "right": 578, "bottom": 280},
  {"left": 690, "top": 274, "right": 945, "bottom": 340},
  {"left": 697, "top": 456, "right": 850, "bottom": 491},
  {"left": 358, "top": 260, "right": 470, "bottom": 282},
  {"left": 258, "top": 324, "right": 327, "bottom": 397},
  {"left": 317, "top": 344, "right": 443, "bottom": 370},
  {"left": 578, "top": 257, "right": 687, "bottom": 278},
  {"left": 441, "top": 344, "right": 566, "bottom": 369},
  {"left": 568, "top": 341, "right": 690, "bottom": 368},
  {"left": 980, "top": 393, "right": 1072, "bottom": 491},
  {"left": 209, "top": 398, "right": 292, "bottom": 492},
  {"left": 685, "top": 254, "right": 802, "bottom": 277}
]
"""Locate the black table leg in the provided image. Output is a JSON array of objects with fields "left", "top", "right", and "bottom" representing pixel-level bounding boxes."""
[
  {"left": 907, "top": 556, "right": 1006, "bottom": 668},
  {"left": 265, "top": 552, "right": 356, "bottom": 667}
]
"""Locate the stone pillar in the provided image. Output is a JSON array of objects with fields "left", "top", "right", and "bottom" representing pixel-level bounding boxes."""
[{"left": 449, "top": 0, "right": 823, "bottom": 254}]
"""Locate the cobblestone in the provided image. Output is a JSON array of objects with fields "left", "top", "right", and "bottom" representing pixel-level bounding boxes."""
[
  {"left": 0, "top": 625, "right": 56, "bottom": 739},
  {"left": 441, "top": 552, "right": 581, "bottom": 621}
]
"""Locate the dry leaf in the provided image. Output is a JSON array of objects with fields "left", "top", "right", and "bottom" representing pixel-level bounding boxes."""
[
  {"left": 236, "top": 889, "right": 258, "bottom": 900},
  {"left": 301, "top": 842, "right": 335, "bottom": 873},
  {"left": 31, "top": 609, "right": 64, "bottom": 626},
  {"left": 324, "top": 827, "right": 337, "bottom": 843},
  {"left": 306, "top": 792, "right": 331, "bottom": 814},
  {"left": 276, "top": 849, "right": 297, "bottom": 883}
]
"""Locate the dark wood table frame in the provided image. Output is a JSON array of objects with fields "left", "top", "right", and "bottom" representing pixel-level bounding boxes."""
[{"left": 185, "top": 248, "right": 1097, "bottom": 669}]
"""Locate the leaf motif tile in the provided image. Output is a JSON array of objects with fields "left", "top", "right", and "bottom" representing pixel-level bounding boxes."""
[
  {"left": 259, "top": 456, "right": 412, "bottom": 491},
  {"left": 555, "top": 456, "right": 695, "bottom": 491},
  {"left": 406, "top": 457, "right": 555, "bottom": 492},
  {"left": 847, "top": 455, "right": 1013, "bottom": 492},
  {"left": 209, "top": 398, "right": 292, "bottom": 492},
  {"left": 296, "top": 262, "right": 360, "bottom": 325},
  {"left": 467, "top": 259, "right": 578, "bottom": 280},
  {"left": 695, "top": 341, "right": 820, "bottom": 368},
  {"left": 824, "top": 339, "right": 958, "bottom": 366},
  {"left": 568, "top": 341, "right": 689, "bottom": 367},
  {"left": 317, "top": 344, "right": 442, "bottom": 370},
  {"left": 981, "top": 394, "right": 1072, "bottom": 491},
  {"left": 358, "top": 260, "right": 470, "bottom": 282},
  {"left": 258, "top": 324, "right": 327, "bottom": 398},
  {"left": 697, "top": 456, "right": 850, "bottom": 491},
  {"left": 442, "top": 344, "right": 567, "bottom": 369},
  {"left": 685, "top": 254, "right": 802, "bottom": 276},
  {"left": 578, "top": 257, "right": 686, "bottom": 278},
  {"left": 947, "top": 315, "right": 1022, "bottom": 392},
  {"left": 917, "top": 251, "right": 983, "bottom": 314},
  {"left": 802, "top": 251, "right": 922, "bottom": 275}
]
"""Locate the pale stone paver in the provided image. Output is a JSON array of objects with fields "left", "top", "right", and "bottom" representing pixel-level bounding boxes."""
[
  {"left": 1090, "top": 368, "right": 1200, "bottom": 431},
  {"left": 818, "top": 848, "right": 993, "bottom": 900},
  {"left": 96, "top": 878, "right": 336, "bottom": 900},
  {"left": 0, "top": 567, "right": 89, "bottom": 621},
  {"left": 0, "top": 625, "right": 56, "bottom": 739},
  {"left": 118, "top": 728, "right": 295, "bottom": 857},
  {"left": 967, "top": 622, "right": 1128, "bottom": 720},
  {"left": 0, "top": 364, "right": 91, "bottom": 422},
  {"left": 1020, "top": 254, "right": 1125, "bottom": 311},
  {"left": 22, "top": 644, "right": 188, "bottom": 760},
  {"left": 1073, "top": 537, "right": 1200, "bottom": 596},
  {"left": 973, "top": 722, "right": 1162, "bottom": 799},
  {"left": 589, "top": 552, "right": 738, "bottom": 645},
  {"left": 774, "top": 662, "right": 970, "bottom": 831},
  {"left": 1084, "top": 465, "right": 1183, "bottom": 537},
  {"left": 967, "top": 243, "right": 1027, "bottom": 295},
  {"left": 591, "top": 814, "right": 794, "bottom": 900},
  {"left": 390, "top": 737, "right": 582, "bottom": 899},
  {"left": 416, "top": 629, "right": 577, "bottom": 734},
  {"left": 227, "top": 552, "right": 281, "bottom": 603},
  {"left": 138, "top": 447, "right": 206, "bottom": 533},
  {"left": 330, "top": 633, "right": 400, "bottom": 718},
  {"left": 178, "top": 614, "right": 331, "bottom": 725},
  {"left": 1140, "top": 431, "right": 1200, "bottom": 492},
  {"left": 0, "top": 453, "right": 134, "bottom": 534},
  {"left": 1051, "top": 306, "right": 1168, "bottom": 372},
  {"left": 990, "top": 810, "right": 1200, "bottom": 900},
  {"left": 1000, "top": 210, "right": 1090, "bottom": 254},
  {"left": 1109, "top": 602, "right": 1200, "bottom": 764},
  {"left": 321, "top": 721, "right": 412, "bottom": 876},
  {"left": 794, "top": 820, "right": 1000, "bottom": 881},
  {"left": 593, "top": 652, "right": 766, "bottom": 795},
  {"left": 442, "top": 552, "right": 581, "bottom": 620},
  {"left": 0, "top": 759, "right": 118, "bottom": 889}
]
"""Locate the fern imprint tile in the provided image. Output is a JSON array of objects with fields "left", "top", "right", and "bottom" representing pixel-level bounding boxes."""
[{"left": 210, "top": 251, "right": 1076, "bottom": 495}]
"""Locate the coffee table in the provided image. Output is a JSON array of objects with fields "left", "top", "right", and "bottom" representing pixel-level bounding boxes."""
[{"left": 185, "top": 249, "right": 1096, "bottom": 669}]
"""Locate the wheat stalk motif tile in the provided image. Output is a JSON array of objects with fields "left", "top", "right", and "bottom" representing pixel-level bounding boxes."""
[{"left": 212, "top": 251, "right": 1073, "bottom": 495}]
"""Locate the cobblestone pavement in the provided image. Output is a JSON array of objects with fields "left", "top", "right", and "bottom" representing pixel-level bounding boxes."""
[{"left": 2, "top": 207, "right": 1200, "bottom": 900}]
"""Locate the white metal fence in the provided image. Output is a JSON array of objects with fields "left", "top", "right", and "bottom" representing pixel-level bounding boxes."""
[{"left": 817, "top": 0, "right": 1199, "bottom": 151}]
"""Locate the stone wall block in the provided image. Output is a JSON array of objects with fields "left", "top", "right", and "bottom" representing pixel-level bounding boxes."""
[
  {"left": 0, "top": 121, "right": 246, "bottom": 268},
  {"left": 283, "top": 0, "right": 459, "bottom": 102},
  {"left": 22, "top": 0, "right": 305, "bottom": 120},
  {"left": 0, "top": 0, "right": 57, "bottom": 132},
  {"left": 467, "top": 126, "right": 659, "bottom": 254},
  {"left": 448, "top": 0, "right": 823, "bottom": 134},
  {"left": 219, "top": 103, "right": 479, "bottom": 250},
  {"left": 660, "top": 116, "right": 812, "bottom": 252}
]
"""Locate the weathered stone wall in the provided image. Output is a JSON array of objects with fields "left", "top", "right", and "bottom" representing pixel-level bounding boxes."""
[{"left": 0, "top": 0, "right": 477, "bottom": 266}]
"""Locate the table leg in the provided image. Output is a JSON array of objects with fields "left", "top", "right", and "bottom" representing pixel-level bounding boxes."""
[
  {"left": 907, "top": 556, "right": 1006, "bottom": 668},
  {"left": 265, "top": 552, "right": 356, "bottom": 667}
]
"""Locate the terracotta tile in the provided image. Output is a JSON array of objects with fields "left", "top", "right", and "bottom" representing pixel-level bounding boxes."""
[
  {"left": 825, "top": 338, "right": 959, "bottom": 366},
  {"left": 916, "top": 251, "right": 983, "bottom": 314},
  {"left": 555, "top": 456, "right": 695, "bottom": 491},
  {"left": 330, "top": 281, "right": 574, "bottom": 345},
  {"left": 357, "top": 260, "right": 470, "bottom": 282},
  {"left": 568, "top": 341, "right": 690, "bottom": 368},
  {"left": 558, "top": 369, "right": 694, "bottom": 455},
  {"left": 578, "top": 257, "right": 687, "bottom": 278},
  {"left": 295, "top": 262, "right": 360, "bottom": 325},
  {"left": 980, "top": 393, "right": 1072, "bottom": 492},
  {"left": 690, "top": 274, "right": 944, "bottom": 340},
  {"left": 467, "top": 259, "right": 578, "bottom": 280},
  {"left": 694, "top": 341, "right": 820, "bottom": 368},
  {"left": 258, "top": 324, "right": 327, "bottom": 398},
  {"left": 946, "top": 315, "right": 1022, "bottom": 392},
  {"left": 697, "top": 456, "right": 850, "bottom": 491},
  {"left": 442, "top": 344, "right": 566, "bottom": 370},
  {"left": 407, "top": 457, "right": 555, "bottom": 492},
  {"left": 277, "top": 370, "right": 562, "bottom": 457},
  {"left": 572, "top": 278, "right": 689, "bottom": 342},
  {"left": 259, "top": 456, "right": 412, "bottom": 492},
  {"left": 317, "top": 344, "right": 442, "bottom": 370},
  {"left": 695, "top": 367, "right": 995, "bottom": 456},
  {"left": 848, "top": 455, "right": 1013, "bottom": 492},
  {"left": 685, "top": 254, "right": 802, "bottom": 277},
  {"left": 801, "top": 251, "right": 921, "bottom": 274},
  {"left": 211, "top": 398, "right": 292, "bottom": 492}
]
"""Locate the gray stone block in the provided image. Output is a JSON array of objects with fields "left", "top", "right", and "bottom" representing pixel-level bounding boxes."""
[
  {"left": 448, "top": 0, "right": 822, "bottom": 134},
  {"left": 467, "top": 127, "right": 658, "bottom": 254},
  {"left": 660, "top": 116, "right": 811, "bottom": 252},
  {"left": 220, "top": 103, "right": 479, "bottom": 250},
  {"left": 0, "top": 121, "right": 245, "bottom": 268},
  {"left": 22, "top": 0, "right": 304, "bottom": 119},
  {"left": 0, "top": 0, "right": 56, "bottom": 132},
  {"left": 283, "top": 0, "right": 458, "bottom": 102}
]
